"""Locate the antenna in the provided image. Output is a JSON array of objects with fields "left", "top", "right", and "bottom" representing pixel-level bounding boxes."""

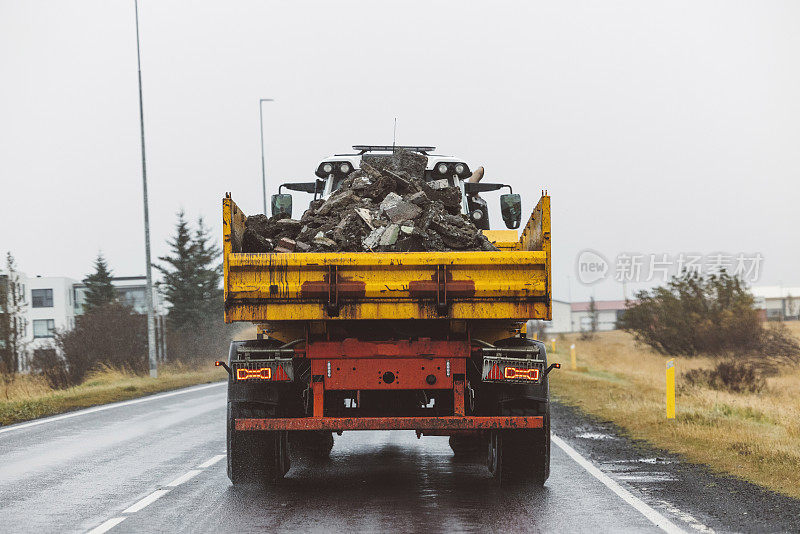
[{"left": 392, "top": 118, "right": 397, "bottom": 151}]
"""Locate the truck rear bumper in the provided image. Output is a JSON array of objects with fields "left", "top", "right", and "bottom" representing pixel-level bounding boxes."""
[{"left": 235, "top": 415, "right": 543, "bottom": 432}]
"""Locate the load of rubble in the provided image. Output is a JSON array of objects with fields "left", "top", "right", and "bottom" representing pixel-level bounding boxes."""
[{"left": 241, "top": 150, "right": 498, "bottom": 253}]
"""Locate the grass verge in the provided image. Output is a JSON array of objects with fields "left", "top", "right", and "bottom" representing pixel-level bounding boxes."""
[
  {"left": 547, "top": 325, "right": 800, "bottom": 500},
  {"left": 0, "top": 364, "right": 226, "bottom": 427}
]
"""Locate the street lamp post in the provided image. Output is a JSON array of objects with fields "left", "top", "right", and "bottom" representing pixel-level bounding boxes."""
[
  {"left": 134, "top": 0, "right": 158, "bottom": 378},
  {"left": 259, "top": 98, "right": 274, "bottom": 214}
]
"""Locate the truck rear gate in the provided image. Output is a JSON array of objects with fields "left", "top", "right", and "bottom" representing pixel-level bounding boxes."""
[{"left": 222, "top": 190, "right": 553, "bottom": 484}]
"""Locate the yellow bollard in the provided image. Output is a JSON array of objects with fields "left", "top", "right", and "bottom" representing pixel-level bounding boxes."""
[
  {"left": 551, "top": 338, "right": 556, "bottom": 353},
  {"left": 666, "top": 359, "right": 675, "bottom": 419},
  {"left": 570, "top": 344, "right": 577, "bottom": 370}
]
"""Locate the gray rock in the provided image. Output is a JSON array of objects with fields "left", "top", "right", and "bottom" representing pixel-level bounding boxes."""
[
  {"left": 363, "top": 226, "right": 386, "bottom": 249},
  {"left": 428, "top": 179, "right": 450, "bottom": 190},
  {"left": 406, "top": 191, "right": 430, "bottom": 206},
  {"left": 312, "top": 232, "right": 337, "bottom": 247},
  {"left": 379, "top": 224, "right": 400, "bottom": 246},
  {"left": 275, "top": 218, "right": 302, "bottom": 230},
  {"left": 317, "top": 190, "right": 358, "bottom": 216},
  {"left": 362, "top": 149, "right": 427, "bottom": 181},
  {"left": 379, "top": 192, "right": 403, "bottom": 213},
  {"left": 355, "top": 208, "right": 374, "bottom": 229},
  {"left": 385, "top": 201, "right": 421, "bottom": 223}
]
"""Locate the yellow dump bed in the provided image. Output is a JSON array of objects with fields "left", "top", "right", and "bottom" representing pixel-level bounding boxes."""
[{"left": 223, "top": 194, "right": 550, "bottom": 323}]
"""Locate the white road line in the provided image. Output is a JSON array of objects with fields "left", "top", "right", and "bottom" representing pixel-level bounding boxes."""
[
  {"left": 167, "top": 469, "right": 202, "bottom": 487},
  {"left": 197, "top": 454, "right": 226, "bottom": 469},
  {"left": 122, "top": 489, "right": 171, "bottom": 514},
  {"left": 552, "top": 434, "right": 686, "bottom": 534},
  {"left": 85, "top": 517, "right": 126, "bottom": 534},
  {"left": 0, "top": 382, "right": 225, "bottom": 436}
]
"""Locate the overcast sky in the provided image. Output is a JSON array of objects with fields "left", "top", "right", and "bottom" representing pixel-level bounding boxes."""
[{"left": 2, "top": 1, "right": 799, "bottom": 301}]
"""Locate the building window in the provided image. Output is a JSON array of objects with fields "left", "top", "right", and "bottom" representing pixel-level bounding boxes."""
[
  {"left": 32, "top": 288, "right": 54, "bottom": 308},
  {"left": 33, "top": 319, "right": 56, "bottom": 338}
]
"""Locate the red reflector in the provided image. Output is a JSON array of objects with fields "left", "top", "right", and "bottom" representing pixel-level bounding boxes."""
[
  {"left": 504, "top": 367, "right": 540, "bottom": 381},
  {"left": 236, "top": 367, "right": 272, "bottom": 380},
  {"left": 485, "top": 363, "right": 502, "bottom": 380},
  {"left": 272, "top": 364, "right": 290, "bottom": 381}
]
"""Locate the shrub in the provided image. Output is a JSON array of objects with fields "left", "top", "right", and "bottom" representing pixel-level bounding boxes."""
[
  {"left": 620, "top": 271, "right": 800, "bottom": 392},
  {"left": 684, "top": 360, "right": 766, "bottom": 394},
  {"left": 30, "top": 349, "right": 69, "bottom": 389},
  {"left": 619, "top": 271, "right": 764, "bottom": 357},
  {"left": 55, "top": 302, "right": 148, "bottom": 386}
]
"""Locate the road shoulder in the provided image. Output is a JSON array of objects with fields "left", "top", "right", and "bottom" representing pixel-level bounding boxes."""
[{"left": 552, "top": 400, "right": 800, "bottom": 533}]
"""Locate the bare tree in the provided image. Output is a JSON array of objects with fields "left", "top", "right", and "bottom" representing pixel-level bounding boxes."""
[
  {"left": 579, "top": 297, "right": 598, "bottom": 340},
  {"left": 1, "top": 253, "right": 28, "bottom": 373}
]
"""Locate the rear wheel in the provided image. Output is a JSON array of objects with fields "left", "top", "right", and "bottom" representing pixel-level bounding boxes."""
[
  {"left": 291, "top": 431, "right": 334, "bottom": 459},
  {"left": 499, "top": 405, "right": 550, "bottom": 485},
  {"left": 487, "top": 405, "right": 550, "bottom": 485},
  {"left": 449, "top": 435, "right": 483, "bottom": 459},
  {"left": 227, "top": 402, "right": 290, "bottom": 485}
]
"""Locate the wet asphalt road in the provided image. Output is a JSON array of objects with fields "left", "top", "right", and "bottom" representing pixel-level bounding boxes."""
[{"left": 0, "top": 382, "right": 793, "bottom": 533}]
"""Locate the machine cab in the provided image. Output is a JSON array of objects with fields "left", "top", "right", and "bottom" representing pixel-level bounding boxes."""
[{"left": 273, "top": 145, "right": 521, "bottom": 230}]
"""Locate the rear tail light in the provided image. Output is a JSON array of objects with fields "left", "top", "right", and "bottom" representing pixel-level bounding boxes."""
[
  {"left": 482, "top": 356, "right": 544, "bottom": 384},
  {"left": 237, "top": 367, "right": 271, "bottom": 380},
  {"left": 232, "top": 359, "right": 293, "bottom": 382},
  {"left": 504, "top": 367, "right": 540, "bottom": 381}
]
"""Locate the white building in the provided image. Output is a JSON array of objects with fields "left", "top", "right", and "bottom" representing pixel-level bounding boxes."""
[
  {"left": 570, "top": 300, "right": 629, "bottom": 333},
  {"left": 751, "top": 286, "right": 800, "bottom": 321},
  {"left": 23, "top": 276, "right": 78, "bottom": 367},
  {"left": 73, "top": 276, "right": 165, "bottom": 315},
  {"left": 6, "top": 274, "right": 167, "bottom": 371},
  {"left": 526, "top": 299, "right": 572, "bottom": 336}
]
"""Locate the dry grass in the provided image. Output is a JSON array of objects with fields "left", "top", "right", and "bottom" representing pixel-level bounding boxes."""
[
  {"left": 548, "top": 323, "right": 800, "bottom": 499},
  {"left": 0, "top": 363, "right": 226, "bottom": 427}
]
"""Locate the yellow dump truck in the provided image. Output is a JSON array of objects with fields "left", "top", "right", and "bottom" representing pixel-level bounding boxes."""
[{"left": 218, "top": 146, "right": 555, "bottom": 485}]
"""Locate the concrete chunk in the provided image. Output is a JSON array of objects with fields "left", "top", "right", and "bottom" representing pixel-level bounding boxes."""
[
  {"left": 428, "top": 179, "right": 450, "bottom": 190},
  {"left": 363, "top": 226, "right": 385, "bottom": 249},
  {"left": 355, "top": 208, "right": 374, "bottom": 229},
  {"left": 278, "top": 237, "right": 296, "bottom": 251},
  {"left": 379, "top": 224, "right": 400, "bottom": 246},
  {"left": 312, "top": 233, "right": 337, "bottom": 247},
  {"left": 317, "top": 190, "right": 358, "bottom": 216},
  {"left": 379, "top": 192, "right": 403, "bottom": 213},
  {"left": 385, "top": 201, "right": 422, "bottom": 223},
  {"left": 406, "top": 191, "right": 429, "bottom": 206}
]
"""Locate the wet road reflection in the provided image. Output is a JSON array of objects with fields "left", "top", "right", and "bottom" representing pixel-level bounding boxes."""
[{"left": 176, "top": 431, "right": 658, "bottom": 533}]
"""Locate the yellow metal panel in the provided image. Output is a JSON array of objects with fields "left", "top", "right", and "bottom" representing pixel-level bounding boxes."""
[
  {"left": 482, "top": 230, "right": 521, "bottom": 251},
  {"left": 225, "top": 300, "right": 549, "bottom": 322},
  {"left": 222, "top": 194, "right": 552, "bottom": 324}
]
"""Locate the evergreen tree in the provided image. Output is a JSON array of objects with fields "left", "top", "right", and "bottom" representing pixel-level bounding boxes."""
[
  {"left": 157, "top": 212, "right": 222, "bottom": 331},
  {"left": 193, "top": 217, "right": 223, "bottom": 320},
  {"left": 83, "top": 253, "right": 117, "bottom": 312}
]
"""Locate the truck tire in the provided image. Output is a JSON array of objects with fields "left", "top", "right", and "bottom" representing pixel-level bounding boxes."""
[
  {"left": 487, "top": 408, "right": 550, "bottom": 485},
  {"left": 449, "top": 435, "right": 483, "bottom": 459},
  {"left": 291, "top": 431, "right": 334, "bottom": 459},
  {"left": 484, "top": 337, "right": 551, "bottom": 485},
  {"left": 500, "top": 405, "right": 550, "bottom": 485},
  {"left": 227, "top": 402, "right": 290, "bottom": 485}
]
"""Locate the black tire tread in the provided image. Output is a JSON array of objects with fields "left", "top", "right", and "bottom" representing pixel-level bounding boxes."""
[{"left": 500, "top": 406, "right": 550, "bottom": 485}]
